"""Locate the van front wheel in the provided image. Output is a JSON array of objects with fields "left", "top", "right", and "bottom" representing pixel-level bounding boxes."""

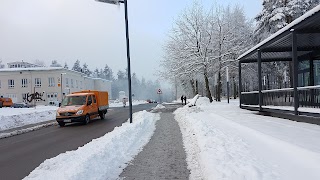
[
  {"left": 99, "top": 112, "right": 105, "bottom": 120},
  {"left": 58, "top": 122, "right": 65, "bottom": 127},
  {"left": 84, "top": 114, "right": 90, "bottom": 125}
]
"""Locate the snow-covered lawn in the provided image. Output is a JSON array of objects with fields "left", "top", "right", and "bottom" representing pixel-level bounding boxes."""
[
  {"left": 0, "top": 106, "right": 58, "bottom": 131},
  {"left": 175, "top": 98, "right": 320, "bottom": 180}
]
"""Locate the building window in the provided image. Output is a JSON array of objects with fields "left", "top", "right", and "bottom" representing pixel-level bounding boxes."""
[
  {"left": 48, "top": 77, "right": 55, "bottom": 87},
  {"left": 22, "top": 79, "right": 28, "bottom": 88},
  {"left": 22, "top": 93, "right": 28, "bottom": 102},
  {"left": 76, "top": 80, "right": 78, "bottom": 88},
  {"left": 35, "top": 78, "right": 41, "bottom": 87},
  {"left": 71, "top": 79, "right": 74, "bottom": 88},
  {"left": 8, "top": 79, "right": 14, "bottom": 88},
  {"left": 7, "top": 94, "right": 16, "bottom": 99},
  {"left": 66, "top": 78, "right": 69, "bottom": 87}
]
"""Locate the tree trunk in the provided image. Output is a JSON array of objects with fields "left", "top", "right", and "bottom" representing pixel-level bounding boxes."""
[
  {"left": 217, "top": 71, "right": 221, "bottom": 101},
  {"left": 195, "top": 80, "right": 199, "bottom": 94},
  {"left": 190, "top": 80, "right": 196, "bottom": 96},
  {"left": 233, "top": 78, "right": 237, "bottom": 99},
  {"left": 204, "top": 73, "right": 213, "bottom": 102}
]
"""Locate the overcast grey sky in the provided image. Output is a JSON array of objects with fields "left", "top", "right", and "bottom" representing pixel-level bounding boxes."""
[{"left": 0, "top": 0, "right": 262, "bottom": 80}]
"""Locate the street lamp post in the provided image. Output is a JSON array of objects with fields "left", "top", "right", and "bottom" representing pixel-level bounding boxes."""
[
  {"left": 34, "top": 86, "right": 36, "bottom": 109},
  {"left": 61, "top": 73, "right": 66, "bottom": 103},
  {"left": 96, "top": 0, "right": 133, "bottom": 123}
]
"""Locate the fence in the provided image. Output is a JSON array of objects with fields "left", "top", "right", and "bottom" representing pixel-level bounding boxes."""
[{"left": 241, "top": 85, "right": 320, "bottom": 108}]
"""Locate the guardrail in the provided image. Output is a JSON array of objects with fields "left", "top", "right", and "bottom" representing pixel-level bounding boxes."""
[{"left": 240, "top": 85, "right": 320, "bottom": 108}]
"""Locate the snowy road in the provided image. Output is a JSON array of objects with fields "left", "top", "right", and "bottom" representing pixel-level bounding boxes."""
[{"left": 0, "top": 103, "right": 156, "bottom": 180}]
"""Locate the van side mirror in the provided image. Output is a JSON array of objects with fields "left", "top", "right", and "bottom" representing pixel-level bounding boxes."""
[{"left": 59, "top": 103, "right": 61, "bottom": 107}]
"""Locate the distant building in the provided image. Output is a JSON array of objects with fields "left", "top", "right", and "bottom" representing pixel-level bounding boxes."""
[
  {"left": 7, "top": 61, "right": 43, "bottom": 68},
  {"left": 0, "top": 66, "right": 112, "bottom": 105}
]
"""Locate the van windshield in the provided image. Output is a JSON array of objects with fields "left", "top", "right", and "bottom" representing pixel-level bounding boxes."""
[{"left": 61, "top": 96, "right": 86, "bottom": 106}]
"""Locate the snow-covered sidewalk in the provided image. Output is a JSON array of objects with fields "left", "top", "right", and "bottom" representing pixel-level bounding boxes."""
[
  {"left": 24, "top": 110, "right": 160, "bottom": 180},
  {"left": 175, "top": 98, "right": 320, "bottom": 180}
]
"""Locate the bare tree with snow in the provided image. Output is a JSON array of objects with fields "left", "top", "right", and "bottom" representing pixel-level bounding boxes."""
[
  {"left": 0, "top": 60, "right": 4, "bottom": 69},
  {"left": 162, "top": 2, "right": 215, "bottom": 102},
  {"left": 50, "top": 60, "right": 62, "bottom": 67},
  {"left": 162, "top": 2, "right": 253, "bottom": 102}
]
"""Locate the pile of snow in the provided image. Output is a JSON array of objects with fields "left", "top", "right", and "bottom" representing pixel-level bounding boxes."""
[
  {"left": 24, "top": 111, "right": 160, "bottom": 180},
  {"left": 187, "top": 94, "right": 199, "bottom": 107},
  {"left": 175, "top": 97, "right": 320, "bottom": 180},
  {"left": 0, "top": 106, "right": 58, "bottom": 131},
  {"left": 153, "top": 104, "right": 166, "bottom": 110}
]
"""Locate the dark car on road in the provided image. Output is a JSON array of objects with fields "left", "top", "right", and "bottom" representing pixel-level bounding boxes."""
[{"left": 11, "top": 102, "right": 31, "bottom": 108}]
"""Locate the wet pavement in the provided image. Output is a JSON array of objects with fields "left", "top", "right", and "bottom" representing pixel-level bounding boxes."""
[{"left": 119, "top": 104, "right": 190, "bottom": 180}]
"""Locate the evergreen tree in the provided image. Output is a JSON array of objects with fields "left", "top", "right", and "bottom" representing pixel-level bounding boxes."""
[
  {"left": 64, "top": 62, "right": 69, "bottom": 69},
  {"left": 103, "top": 64, "right": 113, "bottom": 80},
  {"left": 255, "top": 0, "right": 319, "bottom": 42},
  {"left": 99, "top": 69, "right": 104, "bottom": 78},
  {"left": 82, "top": 63, "right": 92, "bottom": 76},
  {"left": 131, "top": 73, "right": 140, "bottom": 98},
  {"left": 72, "top": 60, "right": 82, "bottom": 72},
  {"left": 117, "top": 70, "right": 126, "bottom": 80},
  {"left": 93, "top": 68, "right": 100, "bottom": 78}
]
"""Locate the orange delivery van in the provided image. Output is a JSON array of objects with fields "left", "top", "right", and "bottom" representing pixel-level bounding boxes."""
[
  {"left": 0, "top": 97, "right": 13, "bottom": 108},
  {"left": 56, "top": 90, "right": 109, "bottom": 127}
]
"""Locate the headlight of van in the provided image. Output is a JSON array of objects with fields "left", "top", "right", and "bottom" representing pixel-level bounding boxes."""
[{"left": 76, "top": 110, "right": 84, "bottom": 115}]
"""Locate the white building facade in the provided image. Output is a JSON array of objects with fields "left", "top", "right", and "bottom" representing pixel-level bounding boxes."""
[{"left": 0, "top": 67, "right": 112, "bottom": 105}]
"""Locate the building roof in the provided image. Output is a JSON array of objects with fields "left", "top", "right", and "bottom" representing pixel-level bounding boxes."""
[
  {"left": 238, "top": 4, "right": 320, "bottom": 63},
  {"left": 0, "top": 67, "right": 64, "bottom": 72},
  {"left": 7, "top": 61, "right": 42, "bottom": 66}
]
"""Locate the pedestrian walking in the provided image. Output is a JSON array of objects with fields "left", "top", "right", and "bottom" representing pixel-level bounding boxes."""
[
  {"left": 183, "top": 96, "right": 187, "bottom": 105},
  {"left": 123, "top": 98, "right": 126, "bottom": 107},
  {"left": 181, "top": 95, "right": 184, "bottom": 105}
]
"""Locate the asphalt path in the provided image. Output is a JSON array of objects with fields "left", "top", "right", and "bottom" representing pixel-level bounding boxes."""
[{"left": 0, "top": 103, "right": 156, "bottom": 180}]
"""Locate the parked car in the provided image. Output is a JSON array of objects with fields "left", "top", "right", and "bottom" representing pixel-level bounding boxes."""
[
  {"left": 0, "top": 97, "right": 13, "bottom": 108},
  {"left": 147, "top": 99, "right": 157, "bottom": 103},
  {"left": 11, "top": 102, "right": 31, "bottom": 108}
]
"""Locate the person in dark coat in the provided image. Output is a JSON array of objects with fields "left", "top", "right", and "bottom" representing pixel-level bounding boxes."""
[
  {"left": 181, "top": 95, "right": 184, "bottom": 105},
  {"left": 183, "top": 96, "right": 187, "bottom": 105}
]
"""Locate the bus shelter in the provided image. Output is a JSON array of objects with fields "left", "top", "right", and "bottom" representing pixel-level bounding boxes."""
[{"left": 238, "top": 5, "right": 320, "bottom": 118}]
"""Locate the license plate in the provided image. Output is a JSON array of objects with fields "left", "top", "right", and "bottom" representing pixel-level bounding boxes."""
[{"left": 64, "top": 119, "right": 71, "bottom": 123}]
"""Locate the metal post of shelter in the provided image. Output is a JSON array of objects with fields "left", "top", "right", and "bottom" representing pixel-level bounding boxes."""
[
  {"left": 238, "top": 61, "right": 242, "bottom": 108},
  {"left": 258, "top": 49, "right": 263, "bottom": 111},
  {"left": 292, "top": 30, "right": 299, "bottom": 115}
]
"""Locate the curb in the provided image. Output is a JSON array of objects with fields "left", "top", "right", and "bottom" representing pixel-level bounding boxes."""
[{"left": 0, "top": 121, "right": 57, "bottom": 139}]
